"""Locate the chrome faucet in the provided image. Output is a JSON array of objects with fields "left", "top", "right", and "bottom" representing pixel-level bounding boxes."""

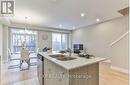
[{"left": 67, "top": 48, "right": 72, "bottom": 56}]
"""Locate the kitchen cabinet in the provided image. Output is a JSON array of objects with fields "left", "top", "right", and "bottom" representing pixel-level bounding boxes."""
[
  {"left": 44, "top": 58, "right": 98, "bottom": 85},
  {"left": 37, "top": 54, "right": 44, "bottom": 85},
  {"left": 44, "top": 58, "right": 69, "bottom": 85},
  {"left": 38, "top": 52, "right": 105, "bottom": 85}
]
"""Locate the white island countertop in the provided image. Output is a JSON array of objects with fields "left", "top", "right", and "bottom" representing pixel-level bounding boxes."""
[{"left": 38, "top": 52, "right": 106, "bottom": 70}]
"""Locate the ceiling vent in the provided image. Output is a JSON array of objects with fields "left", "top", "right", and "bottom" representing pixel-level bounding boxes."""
[{"left": 118, "top": 7, "right": 129, "bottom": 16}]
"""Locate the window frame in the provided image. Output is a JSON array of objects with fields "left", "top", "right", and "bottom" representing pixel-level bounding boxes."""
[
  {"left": 52, "top": 32, "right": 69, "bottom": 51},
  {"left": 10, "top": 28, "right": 38, "bottom": 54}
]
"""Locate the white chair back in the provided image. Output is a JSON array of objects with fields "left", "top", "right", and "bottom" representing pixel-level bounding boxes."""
[
  {"left": 8, "top": 48, "right": 12, "bottom": 61},
  {"left": 21, "top": 47, "right": 29, "bottom": 60},
  {"left": 36, "top": 48, "right": 39, "bottom": 54}
]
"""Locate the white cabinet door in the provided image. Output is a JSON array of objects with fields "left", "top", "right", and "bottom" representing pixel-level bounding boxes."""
[
  {"left": 87, "top": 63, "right": 99, "bottom": 85},
  {"left": 44, "top": 58, "right": 55, "bottom": 85},
  {"left": 69, "top": 63, "right": 99, "bottom": 85},
  {"left": 37, "top": 59, "right": 43, "bottom": 85},
  {"left": 44, "top": 58, "right": 69, "bottom": 85}
]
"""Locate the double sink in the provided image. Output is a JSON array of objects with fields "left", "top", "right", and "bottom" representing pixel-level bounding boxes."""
[{"left": 49, "top": 54, "right": 76, "bottom": 61}]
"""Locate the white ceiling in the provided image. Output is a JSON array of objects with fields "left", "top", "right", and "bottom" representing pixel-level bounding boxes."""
[{"left": 8, "top": 0, "right": 128, "bottom": 30}]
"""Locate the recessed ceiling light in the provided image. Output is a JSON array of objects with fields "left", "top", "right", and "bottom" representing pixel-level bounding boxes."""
[
  {"left": 81, "top": 13, "right": 85, "bottom": 17},
  {"left": 96, "top": 18, "right": 100, "bottom": 22}
]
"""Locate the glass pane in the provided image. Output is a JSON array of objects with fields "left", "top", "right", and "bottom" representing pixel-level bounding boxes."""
[
  {"left": 25, "top": 35, "right": 36, "bottom": 53},
  {"left": 62, "top": 34, "right": 68, "bottom": 50},
  {"left": 52, "top": 33, "right": 62, "bottom": 50},
  {"left": 52, "top": 33, "right": 68, "bottom": 51},
  {"left": 11, "top": 29, "right": 37, "bottom": 53}
]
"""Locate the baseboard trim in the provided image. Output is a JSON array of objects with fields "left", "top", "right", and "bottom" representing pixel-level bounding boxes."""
[{"left": 111, "top": 66, "right": 129, "bottom": 74}]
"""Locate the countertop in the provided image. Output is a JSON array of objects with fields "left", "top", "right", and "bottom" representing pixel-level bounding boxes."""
[{"left": 38, "top": 52, "right": 106, "bottom": 70}]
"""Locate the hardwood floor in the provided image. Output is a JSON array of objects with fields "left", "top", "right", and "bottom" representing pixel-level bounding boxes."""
[
  {"left": 1, "top": 62, "right": 38, "bottom": 85},
  {"left": 1, "top": 62, "right": 129, "bottom": 85},
  {"left": 99, "top": 62, "right": 128, "bottom": 85}
]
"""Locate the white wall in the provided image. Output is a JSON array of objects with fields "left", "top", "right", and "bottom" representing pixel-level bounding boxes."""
[
  {"left": 0, "top": 24, "right": 3, "bottom": 83},
  {"left": 9, "top": 23, "right": 71, "bottom": 34},
  {"left": 38, "top": 31, "right": 52, "bottom": 51},
  {"left": 111, "top": 34, "right": 128, "bottom": 73},
  {"left": 72, "top": 16, "right": 128, "bottom": 71},
  {"left": 0, "top": 25, "right": 9, "bottom": 62},
  {"left": 0, "top": 24, "right": 3, "bottom": 84},
  {"left": 0, "top": 24, "right": 3, "bottom": 58},
  {"left": 37, "top": 31, "right": 72, "bottom": 51},
  {"left": 2, "top": 25, "right": 8, "bottom": 61}
]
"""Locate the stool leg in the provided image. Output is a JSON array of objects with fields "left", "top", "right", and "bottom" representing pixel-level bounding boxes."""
[
  {"left": 26, "top": 59, "right": 30, "bottom": 70},
  {"left": 20, "top": 60, "right": 23, "bottom": 70}
]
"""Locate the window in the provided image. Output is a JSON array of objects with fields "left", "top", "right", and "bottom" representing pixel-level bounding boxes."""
[
  {"left": 52, "top": 33, "right": 68, "bottom": 50},
  {"left": 11, "top": 29, "right": 37, "bottom": 53}
]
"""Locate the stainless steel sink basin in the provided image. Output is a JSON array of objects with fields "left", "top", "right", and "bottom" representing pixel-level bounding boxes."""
[{"left": 49, "top": 54, "right": 76, "bottom": 61}]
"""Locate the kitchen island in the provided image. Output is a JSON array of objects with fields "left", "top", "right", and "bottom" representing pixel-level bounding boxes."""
[{"left": 38, "top": 52, "right": 106, "bottom": 85}]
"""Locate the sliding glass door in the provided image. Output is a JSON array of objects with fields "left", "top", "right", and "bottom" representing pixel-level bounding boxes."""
[{"left": 11, "top": 29, "right": 37, "bottom": 54}]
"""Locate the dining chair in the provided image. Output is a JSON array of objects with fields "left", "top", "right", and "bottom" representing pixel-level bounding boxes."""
[
  {"left": 20, "top": 47, "right": 30, "bottom": 70},
  {"left": 8, "top": 48, "right": 20, "bottom": 61},
  {"left": 8, "top": 48, "right": 21, "bottom": 69},
  {"left": 29, "top": 48, "right": 39, "bottom": 66},
  {"left": 29, "top": 48, "right": 39, "bottom": 59}
]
